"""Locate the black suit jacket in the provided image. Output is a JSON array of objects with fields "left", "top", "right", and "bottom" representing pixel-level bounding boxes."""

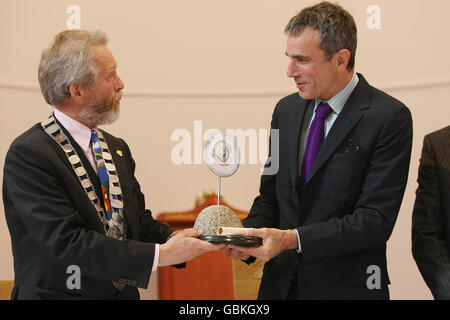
[
  {"left": 2, "top": 121, "right": 174, "bottom": 299},
  {"left": 412, "top": 126, "right": 450, "bottom": 299},
  {"left": 244, "top": 74, "right": 413, "bottom": 299}
]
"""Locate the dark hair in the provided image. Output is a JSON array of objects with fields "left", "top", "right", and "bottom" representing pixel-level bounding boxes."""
[{"left": 285, "top": 1, "right": 357, "bottom": 70}]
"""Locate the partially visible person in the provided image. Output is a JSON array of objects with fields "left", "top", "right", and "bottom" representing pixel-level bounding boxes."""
[
  {"left": 2, "top": 29, "right": 220, "bottom": 300},
  {"left": 412, "top": 126, "right": 450, "bottom": 300}
]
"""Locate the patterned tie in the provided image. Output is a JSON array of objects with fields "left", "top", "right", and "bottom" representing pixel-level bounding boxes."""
[
  {"left": 91, "top": 130, "right": 126, "bottom": 291},
  {"left": 90, "top": 130, "right": 113, "bottom": 221},
  {"left": 300, "top": 102, "right": 333, "bottom": 187}
]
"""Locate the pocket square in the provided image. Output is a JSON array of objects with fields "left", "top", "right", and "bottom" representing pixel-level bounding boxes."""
[{"left": 344, "top": 139, "right": 360, "bottom": 152}]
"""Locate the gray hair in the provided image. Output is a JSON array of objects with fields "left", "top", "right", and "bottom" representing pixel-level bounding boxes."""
[
  {"left": 38, "top": 29, "right": 108, "bottom": 107},
  {"left": 285, "top": 1, "right": 357, "bottom": 70}
]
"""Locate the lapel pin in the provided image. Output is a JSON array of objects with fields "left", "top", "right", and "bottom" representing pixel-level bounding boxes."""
[{"left": 116, "top": 150, "right": 123, "bottom": 157}]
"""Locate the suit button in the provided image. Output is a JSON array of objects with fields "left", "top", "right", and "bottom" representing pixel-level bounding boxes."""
[{"left": 292, "top": 187, "right": 296, "bottom": 192}]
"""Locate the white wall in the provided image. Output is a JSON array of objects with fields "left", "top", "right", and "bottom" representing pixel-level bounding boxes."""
[{"left": 1, "top": 0, "right": 449, "bottom": 299}]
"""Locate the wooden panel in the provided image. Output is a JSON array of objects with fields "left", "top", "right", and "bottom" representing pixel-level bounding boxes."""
[
  {"left": 232, "top": 259, "right": 264, "bottom": 300},
  {"left": 0, "top": 281, "right": 14, "bottom": 300},
  {"left": 157, "top": 192, "right": 249, "bottom": 227},
  {"left": 159, "top": 251, "right": 233, "bottom": 300}
]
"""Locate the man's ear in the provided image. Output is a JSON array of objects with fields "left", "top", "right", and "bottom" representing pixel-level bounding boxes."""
[
  {"left": 334, "top": 49, "right": 351, "bottom": 71},
  {"left": 68, "top": 82, "right": 90, "bottom": 105},
  {"left": 68, "top": 83, "right": 83, "bottom": 103}
]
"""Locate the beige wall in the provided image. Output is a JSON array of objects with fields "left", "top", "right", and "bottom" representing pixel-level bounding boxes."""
[{"left": 1, "top": 0, "right": 449, "bottom": 300}]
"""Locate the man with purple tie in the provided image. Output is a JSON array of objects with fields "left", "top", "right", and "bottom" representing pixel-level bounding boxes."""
[{"left": 224, "top": 1, "right": 413, "bottom": 299}]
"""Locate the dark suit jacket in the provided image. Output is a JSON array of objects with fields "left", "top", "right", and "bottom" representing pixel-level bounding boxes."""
[
  {"left": 244, "top": 74, "right": 413, "bottom": 299},
  {"left": 2, "top": 120, "right": 174, "bottom": 299},
  {"left": 412, "top": 126, "right": 450, "bottom": 300}
]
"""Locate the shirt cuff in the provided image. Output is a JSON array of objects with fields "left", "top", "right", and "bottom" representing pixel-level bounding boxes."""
[
  {"left": 295, "top": 229, "right": 302, "bottom": 253},
  {"left": 152, "top": 244, "right": 159, "bottom": 272}
]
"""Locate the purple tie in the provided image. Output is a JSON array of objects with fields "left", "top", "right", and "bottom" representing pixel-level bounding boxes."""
[{"left": 300, "top": 102, "right": 333, "bottom": 187}]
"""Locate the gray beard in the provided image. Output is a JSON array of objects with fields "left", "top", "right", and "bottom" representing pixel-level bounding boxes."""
[{"left": 79, "top": 96, "right": 119, "bottom": 128}]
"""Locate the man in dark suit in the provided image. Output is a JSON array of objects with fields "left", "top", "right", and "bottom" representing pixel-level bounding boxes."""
[
  {"left": 224, "top": 2, "right": 413, "bottom": 299},
  {"left": 2, "top": 29, "right": 220, "bottom": 299},
  {"left": 412, "top": 126, "right": 450, "bottom": 300}
]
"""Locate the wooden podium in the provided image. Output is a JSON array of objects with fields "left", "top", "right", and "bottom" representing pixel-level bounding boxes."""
[{"left": 156, "top": 192, "right": 257, "bottom": 300}]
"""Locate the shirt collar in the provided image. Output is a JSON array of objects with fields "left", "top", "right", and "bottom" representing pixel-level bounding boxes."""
[
  {"left": 53, "top": 108, "right": 96, "bottom": 152},
  {"left": 314, "top": 72, "right": 359, "bottom": 116}
]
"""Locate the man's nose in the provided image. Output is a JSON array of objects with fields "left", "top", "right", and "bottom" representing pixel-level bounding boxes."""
[
  {"left": 115, "top": 74, "right": 124, "bottom": 91},
  {"left": 287, "top": 59, "right": 299, "bottom": 78}
]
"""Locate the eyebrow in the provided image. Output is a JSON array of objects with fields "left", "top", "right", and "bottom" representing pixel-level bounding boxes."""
[
  {"left": 107, "top": 62, "right": 118, "bottom": 72},
  {"left": 285, "top": 52, "right": 308, "bottom": 60}
]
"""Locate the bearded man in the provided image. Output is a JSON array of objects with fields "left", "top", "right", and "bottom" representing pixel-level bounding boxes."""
[{"left": 2, "top": 30, "right": 220, "bottom": 300}]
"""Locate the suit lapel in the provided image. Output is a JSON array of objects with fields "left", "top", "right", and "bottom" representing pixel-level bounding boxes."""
[
  {"left": 289, "top": 99, "right": 313, "bottom": 187},
  {"left": 306, "top": 74, "right": 371, "bottom": 183}
]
